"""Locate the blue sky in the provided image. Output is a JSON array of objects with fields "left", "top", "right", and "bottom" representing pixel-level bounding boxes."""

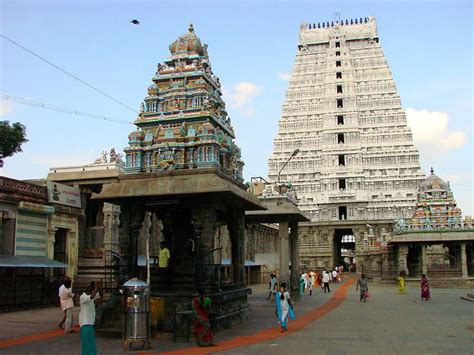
[{"left": 0, "top": 0, "right": 472, "bottom": 215}]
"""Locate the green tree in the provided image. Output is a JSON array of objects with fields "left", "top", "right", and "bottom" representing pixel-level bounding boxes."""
[{"left": 0, "top": 121, "right": 28, "bottom": 158}]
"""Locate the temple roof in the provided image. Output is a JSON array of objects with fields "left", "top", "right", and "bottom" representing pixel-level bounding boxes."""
[
  {"left": 420, "top": 167, "right": 449, "bottom": 192},
  {"left": 169, "top": 24, "right": 205, "bottom": 58}
]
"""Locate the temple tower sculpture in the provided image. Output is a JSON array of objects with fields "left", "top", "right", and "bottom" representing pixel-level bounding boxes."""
[
  {"left": 268, "top": 17, "right": 425, "bottom": 273},
  {"left": 124, "top": 24, "right": 244, "bottom": 182}
]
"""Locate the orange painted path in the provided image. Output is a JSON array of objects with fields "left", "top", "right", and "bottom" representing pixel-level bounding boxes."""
[
  {"left": 153, "top": 278, "right": 355, "bottom": 355},
  {"left": 0, "top": 325, "right": 80, "bottom": 349}
]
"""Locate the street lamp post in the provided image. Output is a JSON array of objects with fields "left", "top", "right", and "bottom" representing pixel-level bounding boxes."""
[{"left": 277, "top": 148, "right": 300, "bottom": 186}]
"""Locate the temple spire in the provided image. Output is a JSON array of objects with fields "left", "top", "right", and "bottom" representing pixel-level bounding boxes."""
[{"left": 430, "top": 167, "right": 434, "bottom": 175}]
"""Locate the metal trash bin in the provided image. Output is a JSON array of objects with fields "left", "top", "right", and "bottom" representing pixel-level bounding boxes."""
[{"left": 123, "top": 279, "right": 150, "bottom": 341}]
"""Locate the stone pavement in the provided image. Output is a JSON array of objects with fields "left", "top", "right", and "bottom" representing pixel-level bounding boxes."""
[{"left": 0, "top": 277, "right": 472, "bottom": 354}]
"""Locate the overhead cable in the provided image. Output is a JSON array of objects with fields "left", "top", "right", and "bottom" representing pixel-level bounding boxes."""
[
  {"left": 0, "top": 34, "right": 138, "bottom": 114},
  {"left": 1, "top": 94, "right": 133, "bottom": 125}
]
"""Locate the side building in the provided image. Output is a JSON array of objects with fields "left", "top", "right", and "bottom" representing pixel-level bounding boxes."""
[{"left": 0, "top": 176, "right": 82, "bottom": 310}]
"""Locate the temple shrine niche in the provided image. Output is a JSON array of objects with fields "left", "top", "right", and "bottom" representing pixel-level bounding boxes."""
[
  {"left": 124, "top": 24, "right": 243, "bottom": 182},
  {"left": 390, "top": 169, "right": 473, "bottom": 285}
]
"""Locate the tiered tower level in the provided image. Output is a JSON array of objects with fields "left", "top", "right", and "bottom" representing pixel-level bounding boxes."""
[
  {"left": 268, "top": 16, "right": 425, "bottom": 222},
  {"left": 124, "top": 25, "right": 244, "bottom": 182}
]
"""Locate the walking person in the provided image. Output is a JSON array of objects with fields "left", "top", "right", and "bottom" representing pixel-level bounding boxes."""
[
  {"left": 192, "top": 287, "right": 214, "bottom": 347},
  {"left": 356, "top": 273, "right": 369, "bottom": 302},
  {"left": 398, "top": 271, "right": 407, "bottom": 295},
  {"left": 322, "top": 270, "right": 331, "bottom": 293},
  {"left": 308, "top": 275, "right": 313, "bottom": 295},
  {"left": 79, "top": 281, "right": 102, "bottom": 355},
  {"left": 275, "top": 282, "right": 295, "bottom": 332},
  {"left": 420, "top": 274, "right": 430, "bottom": 301},
  {"left": 316, "top": 271, "right": 322, "bottom": 288},
  {"left": 332, "top": 268, "right": 338, "bottom": 283},
  {"left": 267, "top": 273, "right": 277, "bottom": 300},
  {"left": 58, "top": 278, "right": 75, "bottom": 333}
]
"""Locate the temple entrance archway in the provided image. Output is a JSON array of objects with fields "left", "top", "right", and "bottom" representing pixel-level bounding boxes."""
[{"left": 334, "top": 229, "right": 356, "bottom": 272}]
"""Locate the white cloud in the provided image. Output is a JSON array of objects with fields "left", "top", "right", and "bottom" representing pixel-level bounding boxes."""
[
  {"left": 278, "top": 72, "right": 291, "bottom": 81},
  {"left": 223, "top": 81, "right": 262, "bottom": 117},
  {"left": 0, "top": 100, "right": 13, "bottom": 116},
  {"left": 405, "top": 108, "right": 466, "bottom": 158}
]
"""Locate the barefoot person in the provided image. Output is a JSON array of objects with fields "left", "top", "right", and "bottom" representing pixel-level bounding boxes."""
[
  {"left": 79, "top": 281, "right": 102, "bottom": 355},
  {"left": 58, "top": 278, "right": 75, "bottom": 333},
  {"left": 275, "top": 282, "right": 295, "bottom": 332},
  {"left": 192, "top": 287, "right": 214, "bottom": 347},
  {"left": 420, "top": 274, "right": 430, "bottom": 301},
  {"left": 398, "top": 271, "right": 407, "bottom": 295},
  {"left": 356, "top": 273, "right": 369, "bottom": 302}
]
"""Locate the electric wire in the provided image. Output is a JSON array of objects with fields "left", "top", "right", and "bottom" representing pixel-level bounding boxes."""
[
  {"left": 1, "top": 94, "right": 133, "bottom": 125},
  {"left": 0, "top": 34, "right": 139, "bottom": 114}
]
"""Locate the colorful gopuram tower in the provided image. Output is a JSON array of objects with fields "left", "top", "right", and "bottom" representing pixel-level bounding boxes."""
[
  {"left": 268, "top": 17, "right": 426, "bottom": 272},
  {"left": 409, "top": 168, "right": 463, "bottom": 230},
  {"left": 124, "top": 24, "right": 244, "bottom": 182}
]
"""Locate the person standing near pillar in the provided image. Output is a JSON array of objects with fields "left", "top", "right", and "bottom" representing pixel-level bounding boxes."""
[{"left": 158, "top": 241, "right": 171, "bottom": 285}]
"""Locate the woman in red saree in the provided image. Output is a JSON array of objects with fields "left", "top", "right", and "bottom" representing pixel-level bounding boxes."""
[
  {"left": 420, "top": 274, "right": 430, "bottom": 301},
  {"left": 192, "top": 288, "right": 214, "bottom": 346}
]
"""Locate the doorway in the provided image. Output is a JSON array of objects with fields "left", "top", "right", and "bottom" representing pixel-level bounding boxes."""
[
  {"left": 53, "top": 228, "right": 68, "bottom": 278},
  {"left": 334, "top": 229, "right": 355, "bottom": 272}
]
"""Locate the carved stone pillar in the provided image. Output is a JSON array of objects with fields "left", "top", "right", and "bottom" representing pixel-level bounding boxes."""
[
  {"left": 67, "top": 230, "right": 78, "bottom": 278},
  {"left": 279, "top": 221, "right": 290, "bottom": 284},
  {"left": 461, "top": 242, "right": 468, "bottom": 278},
  {"left": 129, "top": 207, "right": 145, "bottom": 278},
  {"left": 289, "top": 221, "right": 300, "bottom": 293},
  {"left": 192, "top": 208, "right": 218, "bottom": 283},
  {"left": 103, "top": 203, "right": 121, "bottom": 254},
  {"left": 247, "top": 224, "right": 257, "bottom": 262},
  {"left": 398, "top": 244, "right": 409, "bottom": 276},
  {"left": 47, "top": 224, "right": 57, "bottom": 260},
  {"left": 228, "top": 209, "right": 245, "bottom": 284},
  {"left": 193, "top": 208, "right": 218, "bottom": 264},
  {"left": 421, "top": 244, "right": 427, "bottom": 276}
]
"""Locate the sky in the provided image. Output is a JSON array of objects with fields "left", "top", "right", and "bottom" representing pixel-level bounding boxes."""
[{"left": 0, "top": 0, "right": 472, "bottom": 216}]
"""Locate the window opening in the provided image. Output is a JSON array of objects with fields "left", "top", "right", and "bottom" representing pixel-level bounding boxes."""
[
  {"left": 338, "top": 206, "right": 347, "bottom": 220},
  {"left": 338, "top": 154, "right": 345, "bottom": 166}
]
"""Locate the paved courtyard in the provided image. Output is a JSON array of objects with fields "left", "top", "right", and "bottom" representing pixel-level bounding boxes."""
[{"left": 0, "top": 277, "right": 472, "bottom": 354}]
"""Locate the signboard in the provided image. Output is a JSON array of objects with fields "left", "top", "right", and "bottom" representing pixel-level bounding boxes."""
[{"left": 47, "top": 181, "right": 81, "bottom": 208}]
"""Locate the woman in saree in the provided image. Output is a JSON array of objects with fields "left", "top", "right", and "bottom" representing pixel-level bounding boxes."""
[
  {"left": 275, "top": 283, "right": 295, "bottom": 332},
  {"left": 398, "top": 271, "right": 406, "bottom": 295},
  {"left": 420, "top": 274, "right": 430, "bottom": 301},
  {"left": 316, "top": 271, "right": 322, "bottom": 288},
  {"left": 192, "top": 287, "right": 214, "bottom": 346},
  {"left": 299, "top": 273, "right": 305, "bottom": 296}
]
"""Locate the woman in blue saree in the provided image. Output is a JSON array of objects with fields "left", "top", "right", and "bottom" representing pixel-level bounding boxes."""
[{"left": 275, "top": 283, "right": 295, "bottom": 332}]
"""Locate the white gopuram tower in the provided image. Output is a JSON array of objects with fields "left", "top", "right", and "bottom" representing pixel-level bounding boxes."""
[{"left": 268, "top": 17, "right": 425, "bottom": 274}]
